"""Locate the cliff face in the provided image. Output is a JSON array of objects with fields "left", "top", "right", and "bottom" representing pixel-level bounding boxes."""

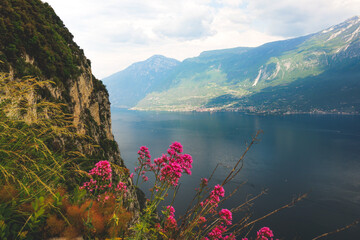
[{"left": 0, "top": 0, "right": 121, "bottom": 164}]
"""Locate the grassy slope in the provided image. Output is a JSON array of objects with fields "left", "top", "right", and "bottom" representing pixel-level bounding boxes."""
[{"left": 134, "top": 18, "right": 360, "bottom": 112}]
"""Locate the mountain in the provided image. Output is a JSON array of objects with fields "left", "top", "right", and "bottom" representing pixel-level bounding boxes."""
[
  {"left": 103, "top": 55, "right": 180, "bottom": 108},
  {"left": 108, "top": 16, "right": 360, "bottom": 114},
  {"left": 0, "top": 0, "right": 121, "bottom": 163}
]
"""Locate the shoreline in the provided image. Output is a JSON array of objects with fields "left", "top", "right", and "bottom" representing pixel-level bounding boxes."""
[{"left": 113, "top": 107, "right": 360, "bottom": 116}]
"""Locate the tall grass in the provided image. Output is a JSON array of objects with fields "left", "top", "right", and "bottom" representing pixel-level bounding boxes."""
[{"left": 0, "top": 72, "right": 83, "bottom": 197}]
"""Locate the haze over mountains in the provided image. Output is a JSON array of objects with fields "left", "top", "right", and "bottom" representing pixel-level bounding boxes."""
[{"left": 103, "top": 16, "right": 360, "bottom": 114}]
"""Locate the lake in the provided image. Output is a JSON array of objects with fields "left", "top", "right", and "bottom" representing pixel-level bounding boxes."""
[{"left": 111, "top": 109, "right": 360, "bottom": 239}]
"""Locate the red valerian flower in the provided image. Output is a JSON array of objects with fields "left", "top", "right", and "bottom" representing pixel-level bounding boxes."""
[
  {"left": 257, "top": 227, "right": 274, "bottom": 240},
  {"left": 219, "top": 209, "right": 232, "bottom": 225}
]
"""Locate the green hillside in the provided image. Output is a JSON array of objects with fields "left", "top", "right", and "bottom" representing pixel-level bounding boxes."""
[
  {"left": 115, "top": 16, "right": 360, "bottom": 113},
  {"left": 0, "top": 0, "right": 120, "bottom": 162},
  {"left": 0, "top": 0, "right": 88, "bottom": 83}
]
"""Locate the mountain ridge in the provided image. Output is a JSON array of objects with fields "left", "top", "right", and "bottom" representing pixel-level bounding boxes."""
[{"left": 106, "top": 16, "right": 360, "bottom": 114}]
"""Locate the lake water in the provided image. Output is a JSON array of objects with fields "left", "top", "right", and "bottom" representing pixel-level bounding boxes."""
[{"left": 111, "top": 109, "right": 360, "bottom": 239}]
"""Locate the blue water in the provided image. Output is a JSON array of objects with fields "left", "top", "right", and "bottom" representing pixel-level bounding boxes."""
[{"left": 111, "top": 109, "right": 360, "bottom": 239}]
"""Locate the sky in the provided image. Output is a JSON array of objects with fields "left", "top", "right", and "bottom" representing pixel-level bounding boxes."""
[{"left": 44, "top": 0, "right": 360, "bottom": 79}]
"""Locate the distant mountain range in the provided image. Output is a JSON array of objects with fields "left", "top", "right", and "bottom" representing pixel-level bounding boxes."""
[{"left": 103, "top": 16, "right": 360, "bottom": 114}]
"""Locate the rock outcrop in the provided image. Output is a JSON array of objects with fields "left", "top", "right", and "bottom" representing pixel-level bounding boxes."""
[{"left": 0, "top": 0, "right": 121, "bottom": 164}]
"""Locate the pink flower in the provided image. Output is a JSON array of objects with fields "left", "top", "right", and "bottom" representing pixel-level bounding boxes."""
[
  {"left": 199, "top": 184, "right": 226, "bottom": 212},
  {"left": 89, "top": 160, "right": 112, "bottom": 180},
  {"left": 170, "top": 142, "right": 183, "bottom": 153},
  {"left": 219, "top": 209, "right": 232, "bottom": 225},
  {"left": 223, "top": 234, "right": 236, "bottom": 240},
  {"left": 207, "top": 185, "right": 225, "bottom": 207},
  {"left": 181, "top": 154, "right": 193, "bottom": 175},
  {"left": 212, "top": 185, "right": 225, "bottom": 198},
  {"left": 198, "top": 216, "right": 207, "bottom": 224},
  {"left": 138, "top": 146, "right": 151, "bottom": 162},
  {"left": 165, "top": 215, "right": 177, "bottom": 230},
  {"left": 142, "top": 175, "right": 149, "bottom": 182},
  {"left": 208, "top": 225, "right": 227, "bottom": 239},
  {"left": 166, "top": 205, "right": 175, "bottom": 217},
  {"left": 201, "top": 178, "right": 209, "bottom": 187},
  {"left": 130, "top": 173, "right": 134, "bottom": 179},
  {"left": 116, "top": 181, "right": 127, "bottom": 193},
  {"left": 157, "top": 142, "right": 193, "bottom": 187},
  {"left": 81, "top": 160, "right": 114, "bottom": 195},
  {"left": 257, "top": 227, "right": 274, "bottom": 240}
]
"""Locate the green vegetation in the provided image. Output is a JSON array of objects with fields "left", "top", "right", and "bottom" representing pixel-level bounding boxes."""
[
  {"left": 0, "top": 0, "right": 114, "bottom": 164},
  {"left": 0, "top": 0, "right": 88, "bottom": 83},
  {"left": 135, "top": 69, "right": 249, "bottom": 111},
  {"left": 0, "top": 73, "right": 132, "bottom": 239}
]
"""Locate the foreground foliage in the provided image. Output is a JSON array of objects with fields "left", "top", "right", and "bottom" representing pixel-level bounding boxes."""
[
  {"left": 1, "top": 73, "right": 354, "bottom": 239},
  {"left": 0, "top": 73, "right": 279, "bottom": 239},
  {"left": 0, "top": 74, "right": 133, "bottom": 239}
]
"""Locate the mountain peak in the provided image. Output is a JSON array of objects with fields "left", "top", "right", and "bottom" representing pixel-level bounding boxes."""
[
  {"left": 342, "top": 15, "right": 360, "bottom": 25},
  {"left": 148, "top": 54, "right": 167, "bottom": 60},
  {"left": 139, "top": 55, "right": 180, "bottom": 70},
  {"left": 146, "top": 55, "right": 180, "bottom": 64},
  {"left": 346, "top": 15, "right": 360, "bottom": 21},
  {"left": 319, "top": 15, "right": 360, "bottom": 39}
]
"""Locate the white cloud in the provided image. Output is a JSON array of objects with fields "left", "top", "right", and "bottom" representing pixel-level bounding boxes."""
[
  {"left": 44, "top": 0, "right": 360, "bottom": 78},
  {"left": 153, "top": 1, "right": 216, "bottom": 40},
  {"left": 244, "top": 0, "right": 360, "bottom": 36}
]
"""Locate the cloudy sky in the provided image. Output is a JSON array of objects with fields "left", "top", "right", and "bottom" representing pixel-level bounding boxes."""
[{"left": 44, "top": 0, "right": 360, "bottom": 79}]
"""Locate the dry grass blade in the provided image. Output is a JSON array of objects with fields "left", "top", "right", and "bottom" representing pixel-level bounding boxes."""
[
  {"left": 234, "top": 193, "right": 308, "bottom": 235},
  {"left": 222, "top": 130, "right": 262, "bottom": 186},
  {"left": 312, "top": 219, "right": 360, "bottom": 240},
  {"left": 0, "top": 73, "right": 84, "bottom": 198}
]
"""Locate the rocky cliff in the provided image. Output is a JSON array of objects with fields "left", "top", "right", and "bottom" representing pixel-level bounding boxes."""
[{"left": 0, "top": 0, "right": 121, "bottom": 164}]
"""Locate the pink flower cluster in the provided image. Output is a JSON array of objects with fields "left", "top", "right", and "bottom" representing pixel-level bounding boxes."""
[
  {"left": 155, "top": 205, "right": 178, "bottom": 236},
  {"left": 202, "top": 225, "right": 235, "bottom": 240},
  {"left": 196, "top": 177, "right": 209, "bottom": 192},
  {"left": 208, "top": 225, "right": 227, "bottom": 239},
  {"left": 202, "top": 208, "right": 233, "bottom": 239},
  {"left": 157, "top": 142, "right": 193, "bottom": 186},
  {"left": 201, "top": 178, "right": 209, "bottom": 187},
  {"left": 198, "top": 216, "right": 207, "bottom": 224},
  {"left": 80, "top": 160, "right": 113, "bottom": 192},
  {"left": 135, "top": 146, "right": 152, "bottom": 182},
  {"left": 242, "top": 227, "right": 277, "bottom": 240},
  {"left": 211, "top": 185, "right": 225, "bottom": 201},
  {"left": 90, "top": 160, "right": 112, "bottom": 180},
  {"left": 167, "top": 205, "right": 175, "bottom": 215},
  {"left": 198, "top": 185, "right": 235, "bottom": 240},
  {"left": 116, "top": 181, "right": 127, "bottom": 194},
  {"left": 134, "top": 142, "right": 193, "bottom": 187},
  {"left": 201, "top": 184, "right": 225, "bottom": 209},
  {"left": 138, "top": 146, "right": 152, "bottom": 160},
  {"left": 163, "top": 205, "right": 177, "bottom": 231},
  {"left": 256, "top": 227, "right": 274, "bottom": 240},
  {"left": 219, "top": 209, "right": 232, "bottom": 225},
  {"left": 80, "top": 160, "right": 128, "bottom": 202}
]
